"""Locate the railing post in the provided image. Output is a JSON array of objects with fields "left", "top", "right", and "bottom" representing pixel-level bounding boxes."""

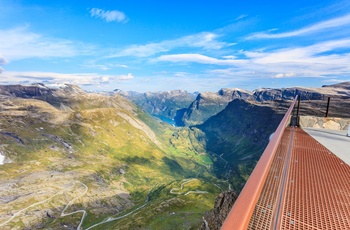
[
  {"left": 296, "top": 96, "right": 300, "bottom": 127},
  {"left": 325, "top": 97, "right": 330, "bottom": 117},
  {"left": 290, "top": 95, "right": 300, "bottom": 127}
]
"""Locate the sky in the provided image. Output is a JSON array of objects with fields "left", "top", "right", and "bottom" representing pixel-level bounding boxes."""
[{"left": 1, "top": 0, "right": 350, "bottom": 92}]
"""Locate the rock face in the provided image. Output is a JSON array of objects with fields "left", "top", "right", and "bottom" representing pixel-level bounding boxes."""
[
  {"left": 200, "top": 190, "right": 238, "bottom": 230},
  {"left": 300, "top": 116, "right": 350, "bottom": 130}
]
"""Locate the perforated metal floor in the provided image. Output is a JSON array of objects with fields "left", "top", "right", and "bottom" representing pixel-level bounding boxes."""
[{"left": 248, "top": 127, "right": 350, "bottom": 229}]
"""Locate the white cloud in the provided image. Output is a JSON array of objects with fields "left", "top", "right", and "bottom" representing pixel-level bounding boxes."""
[
  {"left": 273, "top": 73, "right": 296, "bottom": 78},
  {"left": 156, "top": 53, "right": 246, "bottom": 65},
  {"left": 172, "top": 72, "right": 192, "bottom": 78},
  {"left": 100, "top": 76, "right": 110, "bottom": 82},
  {"left": 90, "top": 8, "right": 127, "bottom": 23},
  {"left": 117, "top": 73, "right": 134, "bottom": 80},
  {"left": 0, "top": 27, "right": 93, "bottom": 61},
  {"left": 0, "top": 71, "right": 134, "bottom": 85},
  {"left": 247, "top": 13, "right": 350, "bottom": 39},
  {"left": 222, "top": 55, "right": 238, "bottom": 59},
  {"left": 108, "top": 32, "right": 231, "bottom": 58}
]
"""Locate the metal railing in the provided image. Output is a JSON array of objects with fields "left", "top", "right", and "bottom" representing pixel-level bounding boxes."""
[{"left": 221, "top": 96, "right": 298, "bottom": 230}]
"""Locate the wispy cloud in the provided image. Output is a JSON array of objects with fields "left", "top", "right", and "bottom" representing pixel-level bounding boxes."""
[
  {"left": 82, "top": 60, "right": 129, "bottom": 71},
  {"left": 273, "top": 73, "right": 296, "bottom": 78},
  {"left": 0, "top": 71, "right": 134, "bottom": 85},
  {"left": 157, "top": 53, "right": 246, "bottom": 65},
  {"left": 245, "top": 39, "right": 350, "bottom": 65},
  {"left": 108, "top": 32, "right": 232, "bottom": 58},
  {"left": 89, "top": 8, "right": 127, "bottom": 23},
  {"left": 160, "top": 37, "right": 350, "bottom": 81},
  {"left": 235, "top": 14, "right": 248, "bottom": 21},
  {"left": 0, "top": 27, "right": 94, "bottom": 61},
  {"left": 247, "top": 13, "right": 350, "bottom": 39}
]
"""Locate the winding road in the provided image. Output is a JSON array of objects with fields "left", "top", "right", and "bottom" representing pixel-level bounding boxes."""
[
  {"left": 170, "top": 179, "right": 208, "bottom": 195},
  {"left": 1, "top": 178, "right": 210, "bottom": 229},
  {"left": 60, "top": 181, "right": 88, "bottom": 230},
  {"left": 85, "top": 183, "right": 156, "bottom": 229},
  {"left": 0, "top": 181, "right": 86, "bottom": 228}
]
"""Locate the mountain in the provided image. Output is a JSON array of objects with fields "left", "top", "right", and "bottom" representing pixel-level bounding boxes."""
[
  {"left": 118, "top": 90, "right": 196, "bottom": 123},
  {"left": 253, "top": 85, "right": 350, "bottom": 101},
  {"left": 0, "top": 84, "right": 222, "bottom": 229},
  {"left": 179, "top": 88, "right": 253, "bottom": 126},
  {"left": 179, "top": 83, "right": 350, "bottom": 126}
]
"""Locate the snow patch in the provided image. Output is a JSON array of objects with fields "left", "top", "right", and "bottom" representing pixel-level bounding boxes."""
[
  {"left": 0, "top": 152, "right": 4, "bottom": 165},
  {"left": 45, "top": 83, "right": 69, "bottom": 89}
]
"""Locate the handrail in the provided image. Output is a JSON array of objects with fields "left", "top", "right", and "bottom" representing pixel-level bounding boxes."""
[{"left": 221, "top": 96, "right": 298, "bottom": 230}]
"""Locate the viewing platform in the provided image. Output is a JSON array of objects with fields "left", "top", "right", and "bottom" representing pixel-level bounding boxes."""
[
  {"left": 304, "top": 127, "right": 350, "bottom": 166},
  {"left": 221, "top": 97, "right": 350, "bottom": 229}
]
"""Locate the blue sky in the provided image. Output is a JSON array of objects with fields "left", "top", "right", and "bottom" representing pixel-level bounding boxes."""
[{"left": 1, "top": 0, "right": 350, "bottom": 92}]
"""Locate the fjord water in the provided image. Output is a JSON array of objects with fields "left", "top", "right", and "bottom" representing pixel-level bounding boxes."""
[{"left": 153, "top": 114, "right": 176, "bottom": 126}]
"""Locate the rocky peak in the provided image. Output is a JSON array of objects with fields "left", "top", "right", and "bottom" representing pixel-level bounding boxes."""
[
  {"left": 253, "top": 87, "right": 327, "bottom": 101},
  {"left": 143, "top": 90, "right": 193, "bottom": 99},
  {"left": 218, "top": 88, "right": 253, "bottom": 99},
  {"left": 0, "top": 84, "right": 54, "bottom": 98}
]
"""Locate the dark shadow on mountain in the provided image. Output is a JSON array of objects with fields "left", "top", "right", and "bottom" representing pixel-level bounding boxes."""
[
  {"left": 162, "top": 156, "right": 184, "bottom": 175},
  {"left": 174, "top": 108, "right": 187, "bottom": 126},
  {"left": 123, "top": 156, "right": 152, "bottom": 165},
  {"left": 195, "top": 99, "right": 285, "bottom": 191}
]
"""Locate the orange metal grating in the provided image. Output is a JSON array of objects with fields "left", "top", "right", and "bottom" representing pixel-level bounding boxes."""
[
  {"left": 281, "top": 127, "right": 350, "bottom": 229},
  {"left": 247, "top": 128, "right": 292, "bottom": 229},
  {"left": 247, "top": 127, "right": 350, "bottom": 229}
]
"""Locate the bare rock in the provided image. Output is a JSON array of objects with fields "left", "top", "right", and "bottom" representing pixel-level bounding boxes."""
[{"left": 200, "top": 190, "right": 238, "bottom": 230}]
